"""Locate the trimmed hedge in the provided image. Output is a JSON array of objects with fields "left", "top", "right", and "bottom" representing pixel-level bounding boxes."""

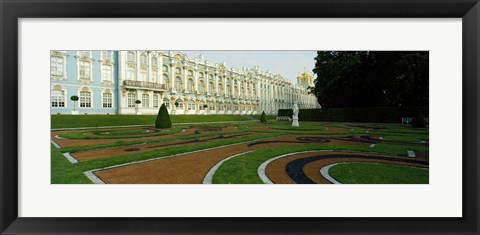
[
  {"left": 277, "top": 107, "right": 429, "bottom": 123},
  {"left": 155, "top": 103, "right": 172, "bottom": 128}
]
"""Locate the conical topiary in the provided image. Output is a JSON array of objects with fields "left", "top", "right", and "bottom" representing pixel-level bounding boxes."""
[
  {"left": 260, "top": 111, "right": 267, "bottom": 123},
  {"left": 411, "top": 110, "right": 426, "bottom": 128},
  {"left": 155, "top": 103, "right": 172, "bottom": 129}
]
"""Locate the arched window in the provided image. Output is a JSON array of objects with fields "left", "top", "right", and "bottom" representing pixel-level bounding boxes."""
[
  {"left": 188, "top": 100, "right": 196, "bottom": 110},
  {"left": 218, "top": 83, "right": 224, "bottom": 96},
  {"left": 175, "top": 67, "right": 181, "bottom": 74},
  {"left": 209, "top": 82, "right": 214, "bottom": 94},
  {"left": 80, "top": 90, "right": 92, "bottom": 107},
  {"left": 163, "top": 98, "right": 170, "bottom": 109},
  {"left": 188, "top": 70, "right": 193, "bottom": 77},
  {"left": 198, "top": 80, "right": 205, "bottom": 94},
  {"left": 127, "top": 92, "right": 136, "bottom": 107},
  {"left": 50, "top": 56, "right": 65, "bottom": 76},
  {"left": 174, "top": 76, "right": 182, "bottom": 91},
  {"left": 199, "top": 72, "right": 204, "bottom": 79},
  {"left": 175, "top": 99, "right": 184, "bottom": 109},
  {"left": 127, "top": 51, "right": 136, "bottom": 62},
  {"left": 163, "top": 65, "right": 168, "bottom": 72},
  {"left": 163, "top": 74, "right": 169, "bottom": 88},
  {"left": 187, "top": 78, "right": 194, "bottom": 93},
  {"left": 142, "top": 94, "right": 149, "bottom": 108},
  {"left": 234, "top": 86, "right": 238, "bottom": 98}
]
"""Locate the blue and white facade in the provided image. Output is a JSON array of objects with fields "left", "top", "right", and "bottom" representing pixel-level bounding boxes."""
[
  {"left": 51, "top": 50, "right": 319, "bottom": 115},
  {"left": 50, "top": 50, "right": 118, "bottom": 114}
]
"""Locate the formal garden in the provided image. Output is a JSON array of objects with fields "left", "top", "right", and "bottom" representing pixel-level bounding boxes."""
[{"left": 51, "top": 51, "right": 429, "bottom": 184}]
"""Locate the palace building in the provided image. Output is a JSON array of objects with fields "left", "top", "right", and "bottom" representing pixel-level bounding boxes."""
[{"left": 51, "top": 51, "right": 320, "bottom": 115}]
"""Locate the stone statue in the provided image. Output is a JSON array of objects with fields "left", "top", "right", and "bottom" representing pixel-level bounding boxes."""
[{"left": 292, "top": 103, "right": 299, "bottom": 127}]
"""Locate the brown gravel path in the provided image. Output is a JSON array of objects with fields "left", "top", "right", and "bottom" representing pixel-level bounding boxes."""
[
  {"left": 94, "top": 134, "right": 331, "bottom": 184},
  {"left": 72, "top": 132, "right": 253, "bottom": 162}
]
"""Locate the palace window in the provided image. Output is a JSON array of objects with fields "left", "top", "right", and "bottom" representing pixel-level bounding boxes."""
[
  {"left": 174, "top": 77, "right": 182, "bottom": 91},
  {"left": 51, "top": 90, "right": 65, "bottom": 107},
  {"left": 101, "top": 64, "right": 113, "bottom": 82},
  {"left": 79, "top": 61, "right": 92, "bottom": 80},
  {"left": 176, "top": 99, "right": 184, "bottom": 109},
  {"left": 151, "top": 57, "right": 158, "bottom": 68},
  {"left": 199, "top": 72, "right": 204, "bottom": 79},
  {"left": 79, "top": 91, "right": 92, "bottom": 107},
  {"left": 127, "top": 51, "right": 136, "bottom": 62},
  {"left": 152, "top": 71, "right": 159, "bottom": 83},
  {"left": 163, "top": 65, "right": 168, "bottom": 73},
  {"left": 142, "top": 94, "right": 149, "bottom": 108},
  {"left": 218, "top": 84, "right": 224, "bottom": 96},
  {"left": 50, "top": 56, "right": 64, "bottom": 76},
  {"left": 209, "top": 102, "right": 215, "bottom": 111},
  {"left": 219, "top": 103, "right": 224, "bottom": 111},
  {"left": 127, "top": 66, "right": 136, "bottom": 80},
  {"left": 127, "top": 93, "right": 136, "bottom": 107},
  {"left": 188, "top": 70, "right": 193, "bottom": 77},
  {"left": 234, "top": 105, "right": 239, "bottom": 111},
  {"left": 234, "top": 86, "right": 238, "bottom": 98},
  {"left": 198, "top": 80, "right": 205, "bottom": 94},
  {"left": 163, "top": 98, "right": 170, "bottom": 109},
  {"left": 102, "top": 93, "right": 113, "bottom": 108},
  {"left": 175, "top": 67, "right": 181, "bottom": 74},
  {"left": 153, "top": 94, "right": 159, "bottom": 108},
  {"left": 187, "top": 78, "right": 194, "bottom": 93},
  {"left": 140, "top": 54, "right": 148, "bottom": 67},
  {"left": 102, "top": 51, "right": 112, "bottom": 60},
  {"left": 199, "top": 101, "right": 206, "bottom": 110},
  {"left": 209, "top": 82, "right": 214, "bottom": 94},
  {"left": 188, "top": 100, "right": 196, "bottom": 110},
  {"left": 227, "top": 104, "right": 232, "bottom": 111},
  {"left": 163, "top": 75, "right": 170, "bottom": 88}
]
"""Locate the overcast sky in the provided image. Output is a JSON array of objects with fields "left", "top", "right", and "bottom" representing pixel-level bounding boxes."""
[{"left": 179, "top": 51, "right": 317, "bottom": 84}]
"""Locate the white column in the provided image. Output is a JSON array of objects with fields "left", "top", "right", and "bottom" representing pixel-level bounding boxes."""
[
  {"left": 194, "top": 67, "right": 198, "bottom": 94},
  {"left": 170, "top": 63, "right": 175, "bottom": 92},
  {"left": 148, "top": 52, "right": 152, "bottom": 82},
  {"left": 183, "top": 66, "right": 188, "bottom": 93},
  {"left": 158, "top": 52, "right": 163, "bottom": 84},
  {"left": 136, "top": 52, "right": 140, "bottom": 81}
]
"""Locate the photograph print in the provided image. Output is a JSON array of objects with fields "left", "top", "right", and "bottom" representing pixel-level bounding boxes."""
[{"left": 50, "top": 50, "right": 429, "bottom": 184}]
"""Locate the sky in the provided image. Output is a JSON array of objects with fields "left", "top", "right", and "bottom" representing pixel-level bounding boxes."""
[{"left": 179, "top": 51, "right": 317, "bottom": 84}]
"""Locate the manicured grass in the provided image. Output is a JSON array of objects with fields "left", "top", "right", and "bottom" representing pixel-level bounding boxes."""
[
  {"left": 58, "top": 127, "right": 183, "bottom": 139},
  {"left": 51, "top": 114, "right": 253, "bottom": 128},
  {"left": 51, "top": 132, "right": 282, "bottom": 184},
  {"left": 51, "top": 144, "right": 92, "bottom": 184},
  {"left": 212, "top": 143, "right": 428, "bottom": 184},
  {"left": 329, "top": 162, "right": 429, "bottom": 184},
  {"left": 247, "top": 115, "right": 277, "bottom": 120},
  {"left": 383, "top": 134, "right": 429, "bottom": 142}
]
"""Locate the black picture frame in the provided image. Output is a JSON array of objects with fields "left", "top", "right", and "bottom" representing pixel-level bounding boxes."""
[{"left": 1, "top": 0, "right": 479, "bottom": 234}]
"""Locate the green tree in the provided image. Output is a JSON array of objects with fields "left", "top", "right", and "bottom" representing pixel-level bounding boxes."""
[
  {"left": 70, "top": 95, "right": 79, "bottom": 111},
  {"left": 312, "top": 51, "right": 429, "bottom": 108},
  {"left": 260, "top": 111, "right": 267, "bottom": 123},
  {"left": 155, "top": 103, "right": 172, "bottom": 129}
]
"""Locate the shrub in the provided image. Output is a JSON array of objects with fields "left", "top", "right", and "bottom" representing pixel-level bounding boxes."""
[
  {"left": 260, "top": 111, "right": 267, "bottom": 123},
  {"left": 70, "top": 95, "right": 79, "bottom": 111},
  {"left": 411, "top": 110, "right": 426, "bottom": 128},
  {"left": 135, "top": 100, "right": 141, "bottom": 104},
  {"left": 155, "top": 103, "right": 172, "bottom": 129}
]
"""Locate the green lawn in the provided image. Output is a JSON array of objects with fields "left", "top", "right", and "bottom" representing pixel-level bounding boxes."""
[
  {"left": 51, "top": 114, "right": 256, "bottom": 129},
  {"left": 212, "top": 143, "right": 428, "bottom": 184},
  {"left": 329, "top": 162, "right": 429, "bottom": 184}
]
